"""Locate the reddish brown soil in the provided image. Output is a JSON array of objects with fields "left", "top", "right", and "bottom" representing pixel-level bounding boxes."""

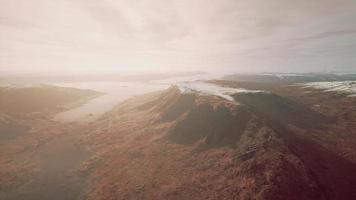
[
  {"left": 3, "top": 82, "right": 356, "bottom": 200},
  {"left": 80, "top": 85, "right": 356, "bottom": 200}
]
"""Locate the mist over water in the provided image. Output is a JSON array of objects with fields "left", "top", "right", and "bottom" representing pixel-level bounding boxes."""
[
  {"left": 52, "top": 81, "right": 169, "bottom": 121},
  {"left": 50, "top": 72, "right": 227, "bottom": 121},
  {"left": 0, "top": 71, "right": 224, "bottom": 121}
]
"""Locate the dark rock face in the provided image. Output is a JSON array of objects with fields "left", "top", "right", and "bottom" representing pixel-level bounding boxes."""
[
  {"left": 157, "top": 88, "right": 356, "bottom": 199},
  {"left": 169, "top": 101, "right": 251, "bottom": 146},
  {"left": 232, "top": 92, "right": 330, "bottom": 130}
]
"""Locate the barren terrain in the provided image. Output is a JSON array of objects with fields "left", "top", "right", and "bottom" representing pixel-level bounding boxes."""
[
  {"left": 0, "top": 85, "right": 99, "bottom": 200},
  {"left": 1, "top": 79, "right": 356, "bottom": 200},
  {"left": 78, "top": 81, "right": 356, "bottom": 200}
]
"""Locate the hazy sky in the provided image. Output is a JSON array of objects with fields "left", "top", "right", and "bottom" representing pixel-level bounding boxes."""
[{"left": 1, "top": 0, "right": 356, "bottom": 73}]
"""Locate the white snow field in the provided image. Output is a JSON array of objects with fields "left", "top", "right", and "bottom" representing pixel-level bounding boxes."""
[
  {"left": 301, "top": 81, "right": 356, "bottom": 97},
  {"left": 177, "top": 81, "right": 267, "bottom": 101}
]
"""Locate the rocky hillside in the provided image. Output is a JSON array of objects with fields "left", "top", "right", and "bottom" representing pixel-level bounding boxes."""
[{"left": 81, "top": 86, "right": 356, "bottom": 200}]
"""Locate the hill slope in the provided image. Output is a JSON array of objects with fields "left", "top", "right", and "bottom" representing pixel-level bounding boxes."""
[{"left": 81, "top": 86, "right": 356, "bottom": 200}]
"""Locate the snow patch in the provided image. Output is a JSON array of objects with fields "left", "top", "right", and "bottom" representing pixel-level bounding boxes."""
[
  {"left": 262, "top": 73, "right": 315, "bottom": 79},
  {"left": 301, "top": 81, "right": 356, "bottom": 97},
  {"left": 177, "top": 82, "right": 267, "bottom": 101}
]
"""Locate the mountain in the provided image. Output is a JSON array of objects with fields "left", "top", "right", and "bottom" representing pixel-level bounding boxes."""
[
  {"left": 81, "top": 85, "right": 356, "bottom": 200},
  {"left": 223, "top": 73, "right": 356, "bottom": 83}
]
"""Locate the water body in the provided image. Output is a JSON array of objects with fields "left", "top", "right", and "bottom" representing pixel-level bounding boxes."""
[
  {"left": 53, "top": 82, "right": 169, "bottom": 121},
  {"left": 52, "top": 74, "right": 225, "bottom": 122}
]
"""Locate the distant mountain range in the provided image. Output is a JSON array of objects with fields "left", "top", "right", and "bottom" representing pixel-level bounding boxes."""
[{"left": 223, "top": 73, "right": 356, "bottom": 83}]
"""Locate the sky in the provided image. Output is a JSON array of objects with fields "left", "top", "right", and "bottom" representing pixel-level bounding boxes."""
[{"left": 1, "top": 0, "right": 356, "bottom": 73}]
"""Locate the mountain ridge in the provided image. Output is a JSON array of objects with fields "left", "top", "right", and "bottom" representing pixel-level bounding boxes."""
[{"left": 81, "top": 85, "right": 356, "bottom": 200}]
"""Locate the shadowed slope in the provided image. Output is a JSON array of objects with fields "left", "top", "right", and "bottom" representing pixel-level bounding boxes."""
[
  {"left": 232, "top": 92, "right": 331, "bottom": 130},
  {"left": 168, "top": 97, "right": 251, "bottom": 146}
]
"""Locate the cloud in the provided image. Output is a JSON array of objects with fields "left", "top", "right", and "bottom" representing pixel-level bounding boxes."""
[{"left": 1, "top": 0, "right": 356, "bottom": 72}]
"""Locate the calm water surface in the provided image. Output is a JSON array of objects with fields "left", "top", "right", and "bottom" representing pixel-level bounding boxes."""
[{"left": 52, "top": 81, "right": 169, "bottom": 121}]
